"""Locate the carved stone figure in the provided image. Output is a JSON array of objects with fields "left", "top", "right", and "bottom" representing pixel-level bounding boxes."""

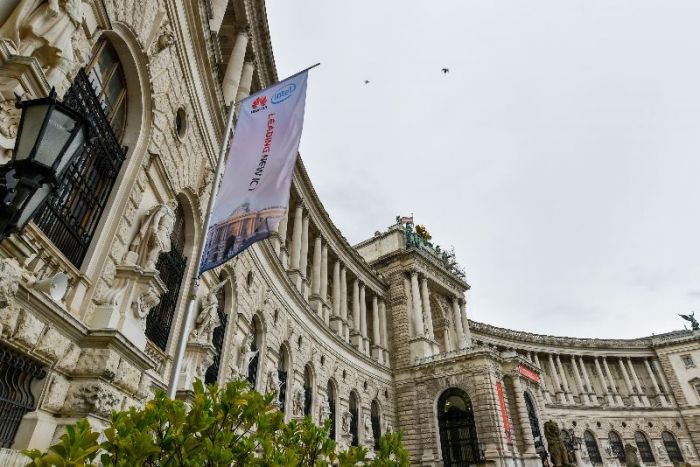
[
  {"left": 267, "top": 369, "right": 280, "bottom": 399},
  {"left": 124, "top": 201, "right": 177, "bottom": 270},
  {"left": 190, "top": 280, "right": 226, "bottom": 345},
  {"left": 132, "top": 285, "right": 160, "bottom": 321},
  {"left": 364, "top": 414, "right": 374, "bottom": 443},
  {"left": 0, "top": 0, "right": 83, "bottom": 84},
  {"left": 238, "top": 336, "right": 258, "bottom": 375},
  {"left": 543, "top": 421, "right": 570, "bottom": 467},
  {"left": 679, "top": 312, "right": 700, "bottom": 331},
  {"left": 624, "top": 443, "right": 641, "bottom": 467},
  {"left": 383, "top": 419, "right": 393, "bottom": 434},
  {"left": 291, "top": 381, "right": 304, "bottom": 416},
  {"left": 319, "top": 394, "right": 331, "bottom": 422},
  {"left": 341, "top": 410, "right": 352, "bottom": 434}
]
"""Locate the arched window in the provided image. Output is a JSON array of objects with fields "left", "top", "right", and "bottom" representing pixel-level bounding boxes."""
[
  {"left": 608, "top": 431, "right": 626, "bottom": 463},
  {"left": 349, "top": 391, "right": 359, "bottom": 447},
  {"left": 327, "top": 381, "right": 336, "bottom": 440},
  {"left": 278, "top": 346, "right": 289, "bottom": 413},
  {"left": 371, "top": 399, "right": 381, "bottom": 450},
  {"left": 247, "top": 318, "right": 261, "bottom": 387},
  {"left": 437, "top": 388, "right": 482, "bottom": 466},
  {"left": 145, "top": 202, "right": 187, "bottom": 350},
  {"left": 561, "top": 430, "right": 575, "bottom": 463},
  {"left": 303, "top": 364, "right": 313, "bottom": 417},
  {"left": 634, "top": 431, "right": 655, "bottom": 464},
  {"left": 584, "top": 431, "right": 602, "bottom": 464},
  {"left": 205, "top": 278, "right": 228, "bottom": 385},
  {"left": 524, "top": 392, "right": 545, "bottom": 460},
  {"left": 662, "top": 431, "right": 683, "bottom": 463},
  {"left": 34, "top": 40, "right": 127, "bottom": 266},
  {"left": 86, "top": 41, "right": 128, "bottom": 139}
]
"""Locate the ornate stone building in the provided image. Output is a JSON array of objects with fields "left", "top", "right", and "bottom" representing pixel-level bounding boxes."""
[{"left": 0, "top": 1, "right": 698, "bottom": 466}]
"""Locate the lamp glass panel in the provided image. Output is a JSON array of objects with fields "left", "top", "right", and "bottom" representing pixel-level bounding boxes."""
[
  {"left": 14, "top": 105, "right": 49, "bottom": 162},
  {"left": 55, "top": 125, "right": 85, "bottom": 178},
  {"left": 34, "top": 108, "right": 77, "bottom": 169},
  {"left": 14, "top": 183, "right": 51, "bottom": 230}
]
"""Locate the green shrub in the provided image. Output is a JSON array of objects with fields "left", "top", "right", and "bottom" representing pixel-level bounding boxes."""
[{"left": 24, "top": 379, "right": 408, "bottom": 466}]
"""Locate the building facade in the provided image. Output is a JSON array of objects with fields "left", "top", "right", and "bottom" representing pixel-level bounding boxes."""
[{"left": 0, "top": 1, "right": 698, "bottom": 466}]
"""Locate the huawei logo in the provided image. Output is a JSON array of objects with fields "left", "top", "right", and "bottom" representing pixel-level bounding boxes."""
[{"left": 252, "top": 96, "right": 267, "bottom": 109}]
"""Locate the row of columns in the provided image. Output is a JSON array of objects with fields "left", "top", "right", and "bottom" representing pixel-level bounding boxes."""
[
  {"left": 406, "top": 271, "right": 471, "bottom": 352},
  {"left": 220, "top": 31, "right": 255, "bottom": 106},
  {"left": 273, "top": 201, "right": 390, "bottom": 365},
  {"left": 527, "top": 352, "right": 672, "bottom": 408}
]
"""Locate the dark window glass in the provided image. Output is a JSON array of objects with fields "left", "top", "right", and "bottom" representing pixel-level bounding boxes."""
[
  {"left": 204, "top": 283, "right": 227, "bottom": 385},
  {"left": 371, "top": 401, "right": 381, "bottom": 450},
  {"left": 662, "top": 431, "right": 683, "bottom": 463},
  {"left": 608, "top": 431, "right": 626, "bottom": 463},
  {"left": 247, "top": 320, "right": 260, "bottom": 387},
  {"left": 303, "top": 366, "right": 312, "bottom": 417},
  {"left": 634, "top": 432, "right": 655, "bottom": 464},
  {"left": 327, "top": 382, "right": 336, "bottom": 440},
  {"left": 350, "top": 393, "right": 359, "bottom": 447},
  {"left": 584, "top": 431, "right": 602, "bottom": 464}
]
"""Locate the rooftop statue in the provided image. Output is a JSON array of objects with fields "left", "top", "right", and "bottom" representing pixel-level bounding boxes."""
[{"left": 679, "top": 312, "right": 699, "bottom": 331}]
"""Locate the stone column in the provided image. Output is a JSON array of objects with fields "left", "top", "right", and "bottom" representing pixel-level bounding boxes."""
[
  {"left": 290, "top": 204, "right": 303, "bottom": 270},
  {"left": 548, "top": 354, "right": 565, "bottom": 404},
  {"left": 534, "top": 354, "right": 553, "bottom": 404},
  {"left": 602, "top": 357, "right": 624, "bottom": 406},
  {"left": 570, "top": 356, "right": 591, "bottom": 405},
  {"left": 299, "top": 215, "right": 310, "bottom": 293},
  {"left": 209, "top": 0, "right": 228, "bottom": 33},
  {"left": 452, "top": 297, "right": 466, "bottom": 349},
  {"left": 222, "top": 31, "right": 248, "bottom": 105},
  {"left": 420, "top": 277, "right": 434, "bottom": 340},
  {"left": 404, "top": 276, "right": 414, "bottom": 337},
  {"left": 379, "top": 299, "right": 389, "bottom": 363},
  {"left": 579, "top": 357, "right": 597, "bottom": 405},
  {"left": 340, "top": 267, "right": 348, "bottom": 341},
  {"left": 275, "top": 210, "right": 289, "bottom": 259},
  {"left": 331, "top": 260, "right": 342, "bottom": 335},
  {"left": 311, "top": 236, "right": 322, "bottom": 296},
  {"left": 371, "top": 296, "right": 383, "bottom": 363},
  {"left": 351, "top": 279, "right": 362, "bottom": 349},
  {"left": 234, "top": 62, "right": 255, "bottom": 104},
  {"left": 360, "top": 284, "right": 369, "bottom": 354},
  {"left": 618, "top": 358, "right": 641, "bottom": 406},
  {"left": 410, "top": 272, "right": 424, "bottom": 337},
  {"left": 512, "top": 376, "right": 538, "bottom": 456},
  {"left": 320, "top": 244, "right": 328, "bottom": 301},
  {"left": 644, "top": 358, "right": 669, "bottom": 407},
  {"left": 627, "top": 358, "right": 650, "bottom": 407},
  {"left": 460, "top": 300, "right": 472, "bottom": 346},
  {"left": 595, "top": 357, "right": 616, "bottom": 406},
  {"left": 555, "top": 355, "right": 575, "bottom": 404},
  {"left": 652, "top": 359, "right": 673, "bottom": 403}
]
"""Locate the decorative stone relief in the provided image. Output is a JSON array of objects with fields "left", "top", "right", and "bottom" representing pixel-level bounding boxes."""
[
  {"left": 63, "top": 381, "right": 122, "bottom": 418},
  {"left": 320, "top": 394, "right": 331, "bottom": 422},
  {"left": 0, "top": 98, "right": 20, "bottom": 140},
  {"left": 364, "top": 414, "right": 374, "bottom": 444},
  {"left": 341, "top": 410, "right": 352, "bottom": 434},
  {"left": 0, "top": 0, "right": 83, "bottom": 89},
  {"left": 267, "top": 368, "right": 280, "bottom": 401},
  {"left": 291, "top": 380, "right": 304, "bottom": 416},
  {"left": 0, "top": 258, "right": 23, "bottom": 337}
]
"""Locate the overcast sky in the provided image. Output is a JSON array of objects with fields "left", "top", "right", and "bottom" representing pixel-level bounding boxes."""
[{"left": 266, "top": 0, "right": 700, "bottom": 339}]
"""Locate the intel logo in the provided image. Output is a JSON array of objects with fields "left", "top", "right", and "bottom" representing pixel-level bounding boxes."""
[{"left": 271, "top": 83, "right": 296, "bottom": 104}]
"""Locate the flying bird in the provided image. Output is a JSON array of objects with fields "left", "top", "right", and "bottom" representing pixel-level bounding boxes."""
[
  {"left": 364, "top": 80, "right": 370, "bottom": 84},
  {"left": 441, "top": 68, "right": 450, "bottom": 74}
]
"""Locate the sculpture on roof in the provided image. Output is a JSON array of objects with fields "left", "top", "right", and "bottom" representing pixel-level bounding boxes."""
[{"left": 679, "top": 312, "right": 699, "bottom": 331}]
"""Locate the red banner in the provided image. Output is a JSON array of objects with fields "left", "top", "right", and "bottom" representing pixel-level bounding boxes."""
[
  {"left": 518, "top": 365, "right": 540, "bottom": 383},
  {"left": 496, "top": 381, "right": 512, "bottom": 444}
]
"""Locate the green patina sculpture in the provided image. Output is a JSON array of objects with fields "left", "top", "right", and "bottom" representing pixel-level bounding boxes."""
[
  {"left": 624, "top": 443, "right": 640, "bottom": 467},
  {"left": 679, "top": 312, "right": 699, "bottom": 331},
  {"left": 543, "top": 421, "right": 570, "bottom": 467}
]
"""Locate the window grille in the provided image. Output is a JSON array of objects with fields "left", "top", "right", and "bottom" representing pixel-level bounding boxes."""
[
  {"left": 303, "top": 378, "right": 312, "bottom": 417},
  {"left": 0, "top": 344, "right": 46, "bottom": 448},
  {"left": 634, "top": 431, "right": 655, "bottom": 464},
  {"left": 145, "top": 205, "right": 187, "bottom": 350},
  {"left": 662, "top": 431, "right": 683, "bottom": 463},
  {"left": 204, "top": 285, "right": 227, "bottom": 385},
  {"left": 327, "top": 383, "right": 336, "bottom": 440},
  {"left": 278, "top": 369, "right": 287, "bottom": 413},
  {"left": 584, "top": 431, "right": 603, "bottom": 465},
  {"left": 438, "top": 388, "right": 482, "bottom": 466},
  {"left": 608, "top": 431, "right": 626, "bottom": 463},
  {"left": 33, "top": 68, "right": 126, "bottom": 267},
  {"left": 247, "top": 321, "right": 259, "bottom": 387}
]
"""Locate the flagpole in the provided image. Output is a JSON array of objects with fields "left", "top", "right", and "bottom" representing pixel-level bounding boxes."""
[{"left": 167, "top": 102, "right": 237, "bottom": 398}]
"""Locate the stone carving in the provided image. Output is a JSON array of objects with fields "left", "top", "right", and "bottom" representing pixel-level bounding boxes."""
[
  {"left": 624, "top": 443, "right": 640, "bottom": 467},
  {"left": 291, "top": 381, "right": 304, "bottom": 416},
  {"left": 237, "top": 336, "right": 257, "bottom": 377},
  {"left": 320, "top": 394, "right": 331, "bottom": 422},
  {"left": 383, "top": 419, "right": 393, "bottom": 434},
  {"left": 0, "top": 258, "right": 23, "bottom": 337},
  {"left": 0, "top": 98, "right": 21, "bottom": 140},
  {"left": 156, "top": 29, "right": 175, "bottom": 53},
  {"left": 543, "top": 421, "right": 570, "bottom": 467},
  {"left": 267, "top": 369, "right": 280, "bottom": 400},
  {"left": 190, "top": 280, "right": 226, "bottom": 345},
  {"left": 364, "top": 414, "right": 374, "bottom": 444},
  {"left": 195, "top": 353, "right": 214, "bottom": 380},
  {"left": 63, "top": 381, "right": 121, "bottom": 418},
  {"left": 124, "top": 201, "right": 177, "bottom": 270},
  {"left": 341, "top": 410, "right": 352, "bottom": 434},
  {"left": 132, "top": 285, "right": 161, "bottom": 322},
  {"left": 0, "top": 0, "right": 83, "bottom": 85}
]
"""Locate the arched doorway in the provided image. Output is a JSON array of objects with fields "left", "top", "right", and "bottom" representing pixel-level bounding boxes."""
[
  {"left": 524, "top": 392, "right": 545, "bottom": 461},
  {"left": 437, "top": 388, "right": 481, "bottom": 466}
]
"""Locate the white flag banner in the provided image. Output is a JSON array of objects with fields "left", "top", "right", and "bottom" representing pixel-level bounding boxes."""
[{"left": 200, "top": 71, "right": 309, "bottom": 273}]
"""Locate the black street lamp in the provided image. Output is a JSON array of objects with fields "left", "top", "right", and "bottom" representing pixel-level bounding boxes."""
[{"left": 0, "top": 88, "right": 88, "bottom": 239}]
